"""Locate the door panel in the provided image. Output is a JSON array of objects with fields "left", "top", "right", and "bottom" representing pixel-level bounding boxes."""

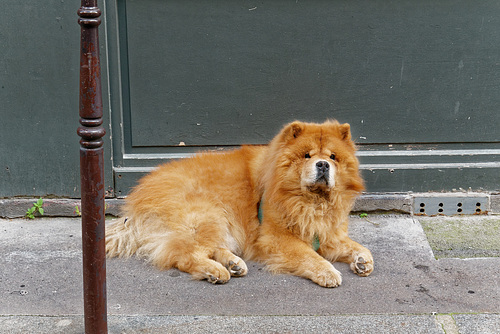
[{"left": 106, "top": 0, "right": 500, "bottom": 196}]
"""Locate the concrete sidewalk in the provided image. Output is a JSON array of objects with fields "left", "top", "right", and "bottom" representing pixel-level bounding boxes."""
[{"left": 1, "top": 215, "right": 499, "bottom": 333}]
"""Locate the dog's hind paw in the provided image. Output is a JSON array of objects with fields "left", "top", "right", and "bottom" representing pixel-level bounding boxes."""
[
  {"left": 204, "top": 265, "right": 231, "bottom": 284},
  {"left": 226, "top": 259, "right": 248, "bottom": 277},
  {"left": 213, "top": 249, "right": 248, "bottom": 277},
  {"left": 207, "top": 274, "right": 229, "bottom": 284}
]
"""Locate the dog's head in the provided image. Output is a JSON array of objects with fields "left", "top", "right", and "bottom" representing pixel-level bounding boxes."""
[{"left": 269, "top": 120, "right": 364, "bottom": 197}]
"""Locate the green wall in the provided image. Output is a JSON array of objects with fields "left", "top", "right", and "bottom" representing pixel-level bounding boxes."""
[{"left": 0, "top": 1, "right": 112, "bottom": 198}]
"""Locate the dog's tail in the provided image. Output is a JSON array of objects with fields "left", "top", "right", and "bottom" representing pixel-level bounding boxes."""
[{"left": 105, "top": 217, "right": 140, "bottom": 258}]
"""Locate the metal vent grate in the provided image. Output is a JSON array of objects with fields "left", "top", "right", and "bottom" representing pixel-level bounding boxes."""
[{"left": 414, "top": 195, "right": 488, "bottom": 215}]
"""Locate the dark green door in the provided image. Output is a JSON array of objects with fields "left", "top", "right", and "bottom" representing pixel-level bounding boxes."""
[{"left": 106, "top": 0, "right": 500, "bottom": 196}]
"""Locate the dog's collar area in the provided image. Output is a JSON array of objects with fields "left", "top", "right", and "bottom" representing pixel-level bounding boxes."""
[
  {"left": 312, "top": 236, "right": 320, "bottom": 251},
  {"left": 257, "top": 200, "right": 263, "bottom": 224},
  {"left": 257, "top": 198, "right": 320, "bottom": 251}
]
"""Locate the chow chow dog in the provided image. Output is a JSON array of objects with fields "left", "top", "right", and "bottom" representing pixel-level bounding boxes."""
[{"left": 106, "top": 120, "right": 374, "bottom": 287}]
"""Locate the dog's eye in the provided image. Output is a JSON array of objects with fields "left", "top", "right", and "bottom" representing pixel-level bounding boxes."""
[
  {"left": 305, "top": 153, "right": 311, "bottom": 159},
  {"left": 330, "top": 153, "right": 336, "bottom": 161}
]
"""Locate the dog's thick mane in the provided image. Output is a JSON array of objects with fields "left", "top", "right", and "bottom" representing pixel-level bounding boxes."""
[
  {"left": 266, "top": 187, "right": 353, "bottom": 244},
  {"left": 256, "top": 120, "right": 363, "bottom": 245}
]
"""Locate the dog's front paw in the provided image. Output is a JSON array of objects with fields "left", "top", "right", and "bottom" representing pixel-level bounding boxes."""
[
  {"left": 350, "top": 252, "right": 374, "bottom": 277},
  {"left": 312, "top": 266, "right": 343, "bottom": 288}
]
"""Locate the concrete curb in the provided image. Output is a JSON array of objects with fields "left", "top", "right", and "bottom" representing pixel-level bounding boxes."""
[
  {"left": 1, "top": 313, "right": 499, "bottom": 334},
  {"left": 1, "top": 193, "right": 498, "bottom": 218},
  {"left": 491, "top": 193, "right": 500, "bottom": 214},
  {"left": 0, "top": 198, "right": 123, "bottom": 219},
  {"left": 351, "top": 193, "right": 412, "bottom": 213}
]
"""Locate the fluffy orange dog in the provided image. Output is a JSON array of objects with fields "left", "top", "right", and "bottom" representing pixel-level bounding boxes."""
[{"left": 106, "top": 120, "right": 374, "bottom": 287}]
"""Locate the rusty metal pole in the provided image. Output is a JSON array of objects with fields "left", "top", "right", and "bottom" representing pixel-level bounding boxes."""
[{"left": 77, "top": 0, "right": 107, "bottom": 333}]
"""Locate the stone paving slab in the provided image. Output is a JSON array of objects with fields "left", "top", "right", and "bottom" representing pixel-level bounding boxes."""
[
  {"left": 420, "top": 216, "right": 500, "bottom": 258},
  {"left": 1, "top": 215, "right": 499, "bottom": 333},
  {"left": 0, "top": 315, "right": 446, "bottom": 334},
  {"left": 453, "top": 313, "right": 500, "bottom": 334},
  {"left": 2, "top": 314, "right": 500, "bottom": 334}
]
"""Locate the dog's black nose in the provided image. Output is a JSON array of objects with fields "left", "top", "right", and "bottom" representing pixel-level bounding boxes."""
[{"left": 316, "top": 160, "right": 329, "bottom": 173}]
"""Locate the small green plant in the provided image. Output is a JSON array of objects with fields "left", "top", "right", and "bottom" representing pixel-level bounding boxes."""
[
  {"left": 359, "top": 212, "right": 380, "bottom": 226},
  {"left": 26, "top": 198, "right": 44, "bottom": 219}
]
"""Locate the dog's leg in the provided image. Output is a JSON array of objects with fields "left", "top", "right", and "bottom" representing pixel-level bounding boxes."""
[
  {"left": 107, "top": 204, "right": 242, "bottom": 284},
  {"left": 318, "top": 232, "right": 374, "bottom": 277},
  {"left": 212, "top": 248, "right": 248, "bottom": 277},
  {"left": 147, "top": 236, "right": 232, "bottom": 284},
  {"left": 152, "top": 205, "right": 241, "bottom": 284},
  {"left": 256, "top": 226, "right": 343, "bottom": 288},
  {"left": 176, "top": 252, "right": 232, "bottom": 284}
]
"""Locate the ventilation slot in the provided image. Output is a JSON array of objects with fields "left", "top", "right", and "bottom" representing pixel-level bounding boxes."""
[{"left": 414, "top": 196, "right": 488, "bottom": 215}]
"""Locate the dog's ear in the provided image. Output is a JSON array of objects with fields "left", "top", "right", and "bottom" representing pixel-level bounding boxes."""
[
  {"left": 338, "top": 123, "right": 352, "bottom": 141},
  {"left": 282, "top": 121, "right": 305, "bottom": 141}
]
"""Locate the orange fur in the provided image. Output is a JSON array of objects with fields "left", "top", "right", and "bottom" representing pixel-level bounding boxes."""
[{"left": 106, "top": 120, "right": 374, "bottom": 287}]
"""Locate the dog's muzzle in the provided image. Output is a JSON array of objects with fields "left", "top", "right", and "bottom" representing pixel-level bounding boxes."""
[{"left": 315, "top": 160, "right": 330, "bottom": 185}]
